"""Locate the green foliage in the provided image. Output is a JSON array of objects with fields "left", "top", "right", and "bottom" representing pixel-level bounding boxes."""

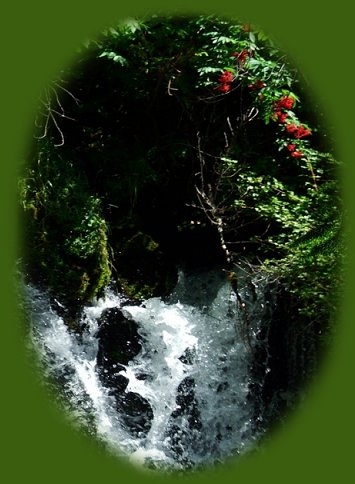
[
  {"left": 236, "top": 172, "right": 313, "bottom": 244},
  {"left": 21, "top": 14, "right": 342, "bottom": 342},
  {"left": 262, "top": 231, "right": 343, "bottom": 335},
  {"left": 213, "top": 150, "right": 342, "bottom": 331},
  {"left": 19, "top": 142, "right": 111, "bottom": 305}
]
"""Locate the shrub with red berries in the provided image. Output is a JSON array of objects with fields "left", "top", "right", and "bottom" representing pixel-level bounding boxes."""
[{"left": 211, "top": 43, "right": 314, "bottom": 160}]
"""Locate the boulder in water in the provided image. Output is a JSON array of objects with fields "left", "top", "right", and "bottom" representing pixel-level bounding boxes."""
[
  {"left": 116, "top": 391, "right": 154, "bottom": 437},
  {"left": 178, "top": 347, "right": 196, "bottom": 365},
  {"left": 96, "top": 306, "right": 142, "bottom": 400},
  {"left": 96, "top": 307, "right": 142, "bottom": 367}
]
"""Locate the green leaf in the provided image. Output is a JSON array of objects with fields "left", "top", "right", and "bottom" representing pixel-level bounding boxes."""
[
  {"left": 197, "top": 66, "right": 221, "bottom": 74},
  {"left": 212, "top": 36, "right": 236, "bottom": 44},
  {"left": 221, "top": 157, "right": 239, "bottom": 164},
  {"left": 98, "top": 51, "right": 127, "bottom": 65},
  {"left": 113, "top": 55, "right": 127, "bottom": 65}
]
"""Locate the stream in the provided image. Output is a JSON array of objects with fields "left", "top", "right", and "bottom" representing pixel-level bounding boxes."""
[{"left": 24, "top": 267, "right": 275, "bottom": 471}]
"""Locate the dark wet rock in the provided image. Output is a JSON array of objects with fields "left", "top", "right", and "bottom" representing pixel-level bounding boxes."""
[
  {"left": 96, "top": 307, "right": 142, "bottom": 367},
  {"left": 135, "top": 372, "right": 154, "bottom": 381},
  {"left": 116, "top": 391, "right": 154, "bottom": 437},
  {"left": 94, "top": 308, "right": 154, "bottom": 437},
  {"left": 178, "top": 347, "right": 196, "bottom": 365},
  {"left": 96, "top": 306, "right": 142, "bottom": 401},
  {"left": 100, "top": 368, "right": 129, "bottom": 398},
  {"left": 175, "top": 377, "right": 198, "bottom": 410},
  {"left": 166, "top": 377, "right": 202, "bottom": 461},
  {"left": 94, "top": 308, "right": 153, "bottom": 436},
  {"left": 49, "top": 295, "right": 84, "bottom": 334}
]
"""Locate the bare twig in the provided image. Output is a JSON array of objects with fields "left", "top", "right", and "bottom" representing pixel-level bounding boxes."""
[
  {"left": 305, "top": 156, "right": 319, "bottom": 190},
  {"left": 35, "top": 79, "right": 80, "bottom": 146},
  {"left": 194, "top": 133, "right": 234, "bottom": 263}
]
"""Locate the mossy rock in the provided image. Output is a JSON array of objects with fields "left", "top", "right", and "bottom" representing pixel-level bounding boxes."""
[
  {"left": 114, "top": 231, "right": 177, "bottom": 301},
  {"left": 19, "top": 151, "right": 112, "bottom": 309}
]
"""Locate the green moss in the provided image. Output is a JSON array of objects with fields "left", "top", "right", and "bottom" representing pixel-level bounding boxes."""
[
  {"left": 118, "top": 279, "right": 156, "bottom": 302},
  {"left": 19, "top": 143, "right": 111, "bottom": 307},
  {"left": 113, "top": 231, "right": 177, "bottom": 302}
]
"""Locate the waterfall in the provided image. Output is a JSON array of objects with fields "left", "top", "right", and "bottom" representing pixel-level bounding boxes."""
[{"left": 23, "top": 266, "right": 275, "bottom": 472}]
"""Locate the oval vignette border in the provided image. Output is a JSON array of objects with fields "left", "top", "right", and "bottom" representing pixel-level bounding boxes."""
[{"left": 1, "top": 1, "right": 353, "bottom": 483}]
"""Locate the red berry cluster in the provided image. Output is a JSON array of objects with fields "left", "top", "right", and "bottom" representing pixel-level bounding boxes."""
[
  {"left": 272, "top": 96, "right": 294, "bottom": 124},
  {"left": 284, "top": 125, "right": 311, "bottom": 158},
  {"left": 269, "top": 96, "right": 311, "bottom": 159},
  {"left": 275, "top": 96, "right": 294, "bottom": 110},
  {"left": 219, "top": 71, "right": 234, "bottom": 83},
  {"left": 286, "top": 144, "right": 303, "bottom": 158},
  {"left": 216, "top": 70, "right": 234, "bottom": 92},
  {"left": 213, "top": 55, "right": 312, "bottom": 161},
  {"left": 248, "top": 79, "right": 266, "bottom": 91},
  {"left": 215, "top": 49, "right": 252, "bottom": 94},
  {"left": 285, "top": 123, "right": 312, "bottom": 139},
  {"left": 231, "top": 48, "right": 250, "bottom": 64}
]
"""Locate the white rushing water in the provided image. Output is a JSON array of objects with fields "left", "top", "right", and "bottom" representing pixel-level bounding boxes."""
[{"left": 24, "top": 267, "right": 273, "bottom": 472}]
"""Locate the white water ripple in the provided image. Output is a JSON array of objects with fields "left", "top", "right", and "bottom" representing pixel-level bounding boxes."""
[{"left": 24, "top": 268, "right": 272, "bottom": 471}]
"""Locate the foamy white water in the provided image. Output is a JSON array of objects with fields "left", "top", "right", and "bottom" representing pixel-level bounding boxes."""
[{"left": 24, "top": 267, "right": 273, "bottom": 471}]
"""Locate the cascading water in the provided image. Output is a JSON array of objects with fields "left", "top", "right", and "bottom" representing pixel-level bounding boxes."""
[{"left": 23, "top": 266, "right": 274, "bottom": 472}]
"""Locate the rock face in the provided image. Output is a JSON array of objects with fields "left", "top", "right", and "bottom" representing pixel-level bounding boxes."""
[
  {"left": 113, "top": 231, "right": 178, "bottom": 302},
  {"left": 96, "top": 307, "right": 154, "bottom": 436},
  {"left": 249, "top": 284, "right": 321, "bottom": 432}
]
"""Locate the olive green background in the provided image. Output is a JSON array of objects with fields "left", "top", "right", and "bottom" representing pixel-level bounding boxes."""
[{"left": 1, "top": 0, "right": 353, "bottom": 482}]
